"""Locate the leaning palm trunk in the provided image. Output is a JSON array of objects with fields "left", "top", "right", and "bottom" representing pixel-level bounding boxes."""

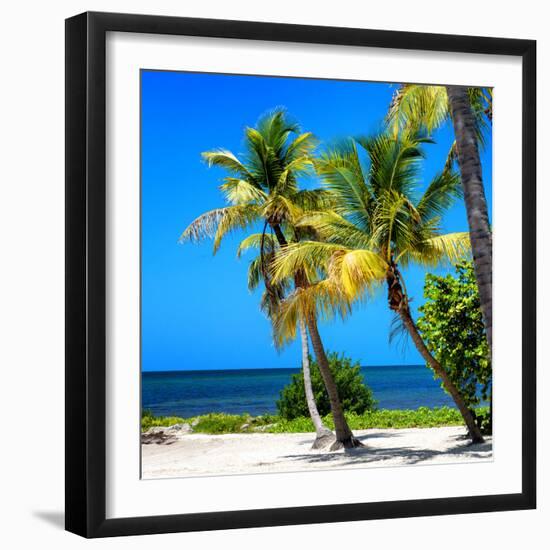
[
  {"left": 271, "top": 222, "right": 361, "bottom": 449},
  {"left": 306, "top": 314, "right": 364, "bottom": 450},
  {"left": 387, "top": 266, "right": 484, "bottom": 443},
  {"left": 446, "top": 85, "right": 493, "bottom": 353},
  {"left": 299, "top": 317, "right": 336, "bottom": 449}
]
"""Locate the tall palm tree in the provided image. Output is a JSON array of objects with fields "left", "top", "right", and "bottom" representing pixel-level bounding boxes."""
[
  {"left": 237, "top": 233, "right": 335, "bottom": 449},
  {"left": 387, "top": 84, "right": 493, "bottom": 351},
  {"left": 272, "top": 130, "right": 485, "bottom": 443},
  {"left": 179, "top": 109, "right": 360, "bottom": 449}
]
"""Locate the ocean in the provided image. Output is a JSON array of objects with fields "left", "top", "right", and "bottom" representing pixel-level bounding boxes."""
[{"left": 142, "top": 365, "right": 458, "bottom": 417}]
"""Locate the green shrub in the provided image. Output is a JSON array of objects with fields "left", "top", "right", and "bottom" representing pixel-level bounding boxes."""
[
  {"left": 141, "top": 407, "right": 489, "bottom": 434},
  {"left": 276, "top": 351, "right": 377, "bottom": 420},
  {"left": 141, "top": 409, "right": 186, "bottom": 431},
  {"left": 417, "top": 261, "right": 492, "bottom": 433},
  {"left": 192, "top": 413, "right": 250, "bottom": 434}
]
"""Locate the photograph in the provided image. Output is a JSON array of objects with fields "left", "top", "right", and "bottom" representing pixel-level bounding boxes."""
[{"left": 139, "top": 70, "right": 494, "bottom": 479}]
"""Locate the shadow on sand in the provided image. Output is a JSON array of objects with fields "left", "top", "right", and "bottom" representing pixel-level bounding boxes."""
[{"left": 284, "top": 433, "right": 492, "bottom": 466}]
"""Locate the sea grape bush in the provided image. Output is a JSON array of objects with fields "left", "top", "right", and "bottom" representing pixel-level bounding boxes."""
[
  {"left": 276, "top": 352, "right": 377, "bottom": 420},
  {"left": 417, "top": 261, "right": 492, "bottom": 432}
]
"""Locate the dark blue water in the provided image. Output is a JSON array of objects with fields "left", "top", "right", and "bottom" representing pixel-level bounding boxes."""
[{"left": 142, "top": 365, "right": 457, "bottom": 417}]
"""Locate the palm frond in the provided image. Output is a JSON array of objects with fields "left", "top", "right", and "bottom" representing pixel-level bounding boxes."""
[
  {"left": 273, "top": 281, "right": 352, "bottom": 347},
  {"left": 356, "top": 132, "right": 430, "bottom": 198},
  {"left": 211, "top": 204, "right": 262, "bottom": 253},
  {"left": 237, "top": 233, "right": 277, "bottom": 258},
  {"left": 329, "top": 249, "right": 387, "bottom": 299},
  {"left": 290, "top": 189, "right": 335, "bottom": 213},
  {"left": 296, "top": 211, "right": 371, "bottom": 248},
  {"left": 397, "top": 231, "right": 471, "bottom": 267},
  {"left": 315, "top": 140, "right": 372, "bottom": 229},
  {"left": 202, "top": 149, "right": 252, "bottom": 179},
  {"left": 179, "top": 204, "right": 261, "bottom": 252},
  {"left": 389, "top": 313, "right": 410, "bottom": 354},
  {"left": 370, "top": 190, "right": 420, "bottom": 259},
  {"left": 386, "top": 84, "right": 449, "bottom": 135},
  {"left": 271, "top": 241, "right": 349, "bottom": 284},
  {"left": 416, "top": 170, "right": 462, "bottom": 221},
  {"left": 467, "top": 87, "right": 492, "bottom": 148},
  {"left": 283, "top": 131, "right": 318, "bottom": 163},
  {"left": 220, "top": 178, "right": 266, "bottom": 205},
  {"left": 256, "top": 108, "right": 299, "bottom": 155},
  {"left": 262, "top": 194, "right": 302, "bottom": 225},
  {"left": 247, "top": 256, "right": 264, "bottom": 291}
]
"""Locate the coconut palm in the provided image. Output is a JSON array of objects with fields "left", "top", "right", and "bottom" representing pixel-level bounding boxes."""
[
  {"left": 387, "top": 85, "right": 493, "bottom": 351},
  {"left": 237, "top": 232, "right": 335, "bottom": 449},
  {"left": 179, "top": 109, "right": 360, "bottom": 448},
  {"left": 272, "top": 130, "right": 485, "bottom": 443}
]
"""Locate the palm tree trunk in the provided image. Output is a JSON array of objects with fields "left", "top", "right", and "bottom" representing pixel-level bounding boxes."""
[
  {"left": 399, "top": 308, "right": 485, "bottom": 443},
  {"left": 306, "top": 314, "right": 364, "bottom": 450},
  {"left": 446, "top": 85, "right": 493, "bottom": 353},
  {"left": 299, "top": 317, "right": 335, "bottom": 449},
  {"left": 271, "top": 221, "right": 359, "bottom": 450}
]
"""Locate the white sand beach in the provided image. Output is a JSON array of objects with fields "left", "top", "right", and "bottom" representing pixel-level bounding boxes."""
[{"left": 141, "top": 426, "right": 492, "bottom": 479}]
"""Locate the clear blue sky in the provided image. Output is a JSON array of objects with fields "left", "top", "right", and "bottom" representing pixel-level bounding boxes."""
[{"left": 141, "top": 70, "right": 492, "bottom": 372}]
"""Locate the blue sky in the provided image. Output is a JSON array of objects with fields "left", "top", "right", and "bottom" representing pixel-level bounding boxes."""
[{"left": 141, "top": 70, "right": 492, "bottom": 372}]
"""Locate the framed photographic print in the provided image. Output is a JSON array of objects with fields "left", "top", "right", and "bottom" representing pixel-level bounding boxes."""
[{"left": 65, "top": 11, "right": 536, "bottom": 538}]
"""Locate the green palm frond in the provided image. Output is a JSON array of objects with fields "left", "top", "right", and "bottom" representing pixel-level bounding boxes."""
[
  {"left": 244, "top": 126, "right": 284, "bottom": 188},
  {"left": 370, "top": 189, "right": 420, "bottom": 259},
  {"left": 443, "top": 141, "right": 458, "bottom": 173},
  {"left": 283, "top": 131, "right": 318, "bottom": 163},
  {"left": 296, "top": 211, "right": 371, "bottom": 249},
  {"left": 416, "top": 170, "right": 462, "bottom": 221},
  {"left": 256, "top": 108, "right": 299, "bottom": 155},
  {"left": 315, "top": 140, "right": 372, "bottom": 229},
  {"left": 236, "top": 232, "right": 277, "bottom": 258},
  {"left": 290, "top": 189, "right": 335, "bottom": 213},
  {"left": 356, "top": 131, "right": 431, "bottom": 198},
  {"left": 273, "top": 161, "right": 305, "bottom": 197},
  {"left": 467, "top": 87, "right": 492, "bottom": 148}
]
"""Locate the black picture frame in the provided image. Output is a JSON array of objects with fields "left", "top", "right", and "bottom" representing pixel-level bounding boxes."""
[{"left": 65, "top": 11, "right": 536, "bottom": 538}]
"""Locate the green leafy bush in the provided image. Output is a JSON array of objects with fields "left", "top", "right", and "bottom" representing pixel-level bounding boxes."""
[
  {"left": 276, "top": 351, "right": 377, "bottom": 420},
  {"left": 417, "top": 261, "right": 492, "bottom": 433},
  {"left": 191, "top": 413, "right": 250, "bottom": 434},
  {"left": 141, "top": 409, "right": 186, "bottom": 431}
]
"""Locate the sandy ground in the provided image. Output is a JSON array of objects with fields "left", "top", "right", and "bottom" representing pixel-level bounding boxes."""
[{"left": 141, "top": 426, "right": 492, "bottom": 479}]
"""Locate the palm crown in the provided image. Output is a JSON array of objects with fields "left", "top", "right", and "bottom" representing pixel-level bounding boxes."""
[
  {"left": 386, "top": 84, "right": 492, "bottom": 169},
  {"left": 272, "top": 129, "right": 471, "bottom": 314},
  {"left": 179, "top": 108, "right": 330, "bottom": 252}
]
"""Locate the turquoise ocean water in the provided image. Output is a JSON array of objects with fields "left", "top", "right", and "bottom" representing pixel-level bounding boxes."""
[{"left": 142, "top": 365, "right": 458, "bottom": 417}]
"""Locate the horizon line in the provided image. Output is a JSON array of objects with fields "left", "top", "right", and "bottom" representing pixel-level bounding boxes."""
[{"left": 142, "top": 364, "right": 425, "bottom": 373}]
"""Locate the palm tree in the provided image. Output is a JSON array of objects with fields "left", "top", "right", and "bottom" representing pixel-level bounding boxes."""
[
  {"left": 387, "top": 84, "right": 493, "bottom": 351},
  {"left": 179, "top": 109, "right": 360, "bottom": 449},
  {"left": 237, "top": 233, "right": 335, "bottom": 449},
  {"left": 272, "top": 130, "right": 485, "bottom": 443}
]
